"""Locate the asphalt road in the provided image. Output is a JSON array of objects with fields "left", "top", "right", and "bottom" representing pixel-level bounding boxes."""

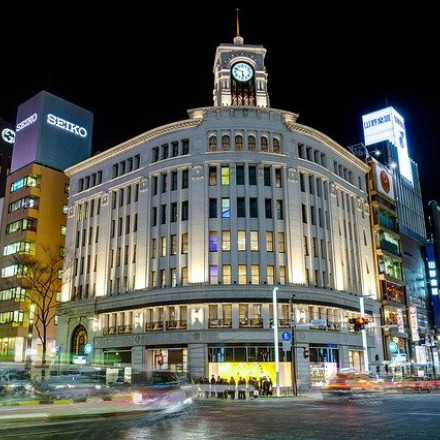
[{"left": 1, "top": 393, "right": 439, "bottom": 439}]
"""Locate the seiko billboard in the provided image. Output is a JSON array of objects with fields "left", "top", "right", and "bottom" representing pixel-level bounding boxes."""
[
  {"left": 11, "top": 91, "right": 93, "bottom": 173},
  {"left": 362, "top": 106, "right": 413, "bottom": 186}
]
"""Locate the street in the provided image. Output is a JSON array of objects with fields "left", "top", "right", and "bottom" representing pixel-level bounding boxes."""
[{"left": 1, "top": 392, "right": 439, "bottom": 439}]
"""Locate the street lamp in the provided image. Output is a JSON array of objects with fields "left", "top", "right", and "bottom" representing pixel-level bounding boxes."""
[
  {"left": 290, "top": 294, "right": 298, "bottom": 396},
  {"left": 272, "top": 287, "right": 280, "bottom": 397},
  {"left": 359, "top": 296, "right": 370, "bottom": 373}
]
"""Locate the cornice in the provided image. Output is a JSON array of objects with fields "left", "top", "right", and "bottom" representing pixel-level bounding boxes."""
[{"left": 65, "top": 118, "right": 203, "bottom": 177}]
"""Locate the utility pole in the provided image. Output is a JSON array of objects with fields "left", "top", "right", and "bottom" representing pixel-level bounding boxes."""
[{"left": 290, "top": 294, "right": 298, "bottom": 396}]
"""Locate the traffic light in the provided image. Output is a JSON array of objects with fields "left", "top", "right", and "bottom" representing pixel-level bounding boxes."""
[
  {"left": 350, "top": 317, "right": 368, "bottom": 331},
  {"left": 303, "top": 348, "right": 309, "bottom": 359}
]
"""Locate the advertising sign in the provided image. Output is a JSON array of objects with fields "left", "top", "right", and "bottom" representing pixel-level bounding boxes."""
[
  {"left": 373, "top": 159, "right": 395, "bottom": 200},
  {"left": 409, "top": 305, "right": 420, "bottom": 342},
  {"left": 362, "top": 107, "right": 413, "bottom": 186},
  {"left": 12, "top": 91, "right": 93, "bottom": 172}
]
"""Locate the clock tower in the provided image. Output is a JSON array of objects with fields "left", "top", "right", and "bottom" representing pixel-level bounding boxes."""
[{"left": 212, "top": 30, "right": 269, "bottom": 108}]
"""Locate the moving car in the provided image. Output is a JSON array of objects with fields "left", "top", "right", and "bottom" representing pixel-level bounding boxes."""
[{"left": 321, "top": 371, "right": 384, "bottom": 400}]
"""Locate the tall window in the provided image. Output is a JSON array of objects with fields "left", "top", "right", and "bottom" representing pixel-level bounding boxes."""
[
  {"left": 171, "top": 235, "right": 177, "bottom": 255},
  {"left": 275, "top": 169, "right": 282, "bottom": 187},
  {"left": 160, "top": 237, "right": 167, "bottom": 257},
  {"left": 182, "top": 170, "right": 189, "bottom": 189},
  {"left": 181, "top": 267, "right": 188, "bottom": 285},
  {"left": 238, "top": 230, "right": 246, "bottom": 251},
  {"left": 250, "top": 198, "right": 258, "bottom": 218},
  {"left": 265, "top": 199, "right": 272, "bottom": 218},
  {"left": 208, "top": 135, "right": 217, "bottom": 151},
  {"left": 266, "top": 231, "right": 273, "bottom": 252},
  {"left": 236, "top": 165, "right": 245, "bottom": 185},
  {"left": 221, "top": 198, "right": 231, "bottom": 218},
  {"left": 222, "top": 231, "right": 231, "bottom": 251},
  {"left": 248, "top": 135, "right": 256, "bottom": 151},
  {"left": 182, "top": 233, "right": 188, "bottom": 254},
  {"left": 209, "top": 166, "right": 217, "bottom": 185},
  {"left": 222, "top": 135, "right": 230, "bottom": 150},
  {"left": 276, "top": 200, "right": 283, "bottom": 219},
  {"left": 237, "top": 198, "right": 246, "bottom": 217},
  {"left": 251, "top": 265, "right": 259, "bottom": 284},
  {"left": 209, "top": 265, "right": 218, "bottom": 284},
  {"left": 238, "top": 265, "right": 247, "bottom": 284},
  {"left": 221, "top": 165, "right": 230, "bottom": 185},
  {"left": 279, "top": 266, "right": 286, "bottom": 285},
  {"left": 250, "top": 231, "right": 259, "bottom": 251},
  {"left": 209, "top": 231, "right": 218, "bottom": 252},
  {"left": 267, "top": 265, "right": 274, "bottom": 285},
  {"left": 264, "top": 167, "right": 271, "bottom": 186},
  {"left": 209, "top": 199, "right": 217, "bottom": 218},
  {"left": 223, "top": 265, "right": 231, "bottom": 285},
  {"left": 235, "top": 134, "right": 243, "bottom": 150},
  {"left": 278, "top": 232, "right": 285, "bottom": 253},
  {"left": 249, "top": 165, "right": 257, "bottom": 185}
]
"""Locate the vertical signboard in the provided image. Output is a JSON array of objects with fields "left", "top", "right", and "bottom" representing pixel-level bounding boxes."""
[
  {"left": 373, "top": 159, "right": 395, "bottom": 200},
  {"left": 408, "top": 305, "right": 420, "bottom": 342},
  {"left": 362, "top": 107, "right": 413, "bottom": 186}
]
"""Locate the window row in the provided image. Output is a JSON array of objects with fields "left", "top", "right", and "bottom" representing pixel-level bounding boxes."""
[
  {"left": 111, "top": 154, "right": 140, "bottom": 180},
  {"left": 207, "top": 133, "right": 281, "bottom": 153},
  {"left": 301, "top": 204, "right": 330, "bottom": 229},
  {"left": 152, "top": 139, "right": 190, "bottom": 163},
  {"left": 209, "top": 230, "right": 285, "bottom": 253},
  {"left": 333, "top": 160, "right": 354, "bottom": 185},
  {"left": 8, "top": 196, "right": 38, "bottom": 213},
  {"left": 3, "top": 241, "right": 34, "bottom": 256},
  {"left": 150, "top": 268, "right": 182, "bottom": 288},
  {"left": 151, "top": 233, "right": 188, "bottom": 257},
  {"left": 209, "top": 197, "right": 284, "bottom": 219},
  {"left": 5, "top": 218, "right": 36, "bottom": 234},
  {"left": 299, "top": 173, "right": 329, "bottom": 199},
  {"left": 151, "top": 201, "right": 189, "bottom": 226},
  {"left": 10, "top": 174, "right": 39, "bottom": 193},
  {"left": 78, "top": 170, "right": 103, "bottom": 192},
  {"left": 208, "top": 264, "right": 286, "bottom": 285},
  {"left": 0, "top": 286, "right": 26, "bottom": 302},
  {"left": 0, "top": 310, "right": 24, "bottom": 324},
  {"left": 298, "top": 143, "right": 327, "bottom": 168},
  {"left": 111, "top": 184, "right": 140, "bottom": 210},
  {"left": 303, "top": 236, "right": 331, "bottom": 260},
  {"left": 209, "top": 164, "right": 282, "bottom": 187},
  {"left": 110, "top": 214, "right": 138, "bottom": 239},
  {"left": 151, "top": 169, "right": 189, "bottom": 195}
]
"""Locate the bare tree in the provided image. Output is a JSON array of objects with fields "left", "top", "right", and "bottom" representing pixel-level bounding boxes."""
[{"left": 7, "top": 244, "right": 68, "bottom": 377}]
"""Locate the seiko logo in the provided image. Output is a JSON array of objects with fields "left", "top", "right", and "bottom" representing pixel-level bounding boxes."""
[
  {"left": 1, "top": 128, "right": 15, "bottom": 144},
  {"left": 47, "top": 113, "right": 88, "bottom": 138},
  {"left": 16, "top": 113, "right": 38, "bottom": 132}
]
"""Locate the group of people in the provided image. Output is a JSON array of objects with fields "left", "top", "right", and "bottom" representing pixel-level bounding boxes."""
[{"left": 196, "top": 375, "right": 273, "bottom": 399}]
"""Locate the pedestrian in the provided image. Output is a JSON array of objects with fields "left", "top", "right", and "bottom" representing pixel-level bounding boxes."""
[
  {"left": 229, "top": 376, "right": 236, "bottom": 399},
  {"left": 210, "top": 374, "right": 216, "bottom": 397}
]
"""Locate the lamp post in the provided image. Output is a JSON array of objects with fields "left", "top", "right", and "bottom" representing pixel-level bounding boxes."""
[
  {"left": 272, "top": 287, "right": 280, "bottom": 397},
  {"left": 290, "top": 294, "right": 298, "bottom": 396},
  {"left": 359, "top": 296, "right": 369, "bottom": 373}
]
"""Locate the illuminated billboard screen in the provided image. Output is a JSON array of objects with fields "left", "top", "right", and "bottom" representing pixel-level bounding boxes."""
[
  {"left": 11, "top": 91, "right": 93, "bottom": 173},
  {"left": 373, "top": 159, "right": 395, "bottom": 200},
  {"left": 362, "top": 107, "right": 413, "bottom": 186}
]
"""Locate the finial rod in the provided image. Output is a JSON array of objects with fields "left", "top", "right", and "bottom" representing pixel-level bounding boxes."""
[{"left": 236, "top": 8, "right": 240, "bottom": 37}]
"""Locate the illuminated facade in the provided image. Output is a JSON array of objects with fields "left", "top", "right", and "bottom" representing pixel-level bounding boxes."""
[
  {"left": 0, "top": 92, "right": 92, "bottom": 364},
  {"left": 58, "top": 35, "right": 383, "bottom": 389}
]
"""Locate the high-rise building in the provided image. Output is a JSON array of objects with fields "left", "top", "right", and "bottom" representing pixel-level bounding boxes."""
[
  {"left": 361, "top": 107, "right": 432, "bottom": 373},
  {"left": 0, "top": 92, "right": 93, "bottom": 364},
  {"left": 58, "top": 33, "right": 382, "bottom": 389}
]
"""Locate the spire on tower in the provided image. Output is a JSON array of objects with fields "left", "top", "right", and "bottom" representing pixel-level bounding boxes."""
[{"left": 233, "top": 8, "right": 244, "bottom": 45}]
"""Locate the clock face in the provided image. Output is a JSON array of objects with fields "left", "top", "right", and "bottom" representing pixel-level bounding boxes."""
[{"left": 232, "top": 62, "right": 254, "bottom": 82}]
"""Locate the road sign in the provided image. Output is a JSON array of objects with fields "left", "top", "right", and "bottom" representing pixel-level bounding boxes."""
[
  {"left": 388, "top": 342, "right": 398, "bottom": 353},
  {"left": 281, "top": 331, "right": 291, "bottom": 341},
  {"left": 282, "top": 340, "right": 291, "bottom": 351}
]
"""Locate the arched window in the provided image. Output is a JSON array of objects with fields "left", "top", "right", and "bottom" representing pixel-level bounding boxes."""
[
  {"left": 261, "top": 136, "right": 269, "bottom": 152},
  {"left": 235, "top": 134, "right": 243, "bottom": 151},
  {"left": 222, "top": 135, "right": 230, "bottom": 151},
  {"left": 71, "top": 324, "right": 87, "bottom": 356},
  {"left": 273, "top": 138, "right": 281, "bottom": 153},
  {"left": 248, "top": 135, "right": 256, "bottom": 151},
  {"left": 208, "top": 135, "right": 217, "bottom": 152}
]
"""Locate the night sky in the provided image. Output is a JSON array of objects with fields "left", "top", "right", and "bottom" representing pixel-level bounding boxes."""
[{"left": 1, "top": 5, "right": 438, "bottom": 203}]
